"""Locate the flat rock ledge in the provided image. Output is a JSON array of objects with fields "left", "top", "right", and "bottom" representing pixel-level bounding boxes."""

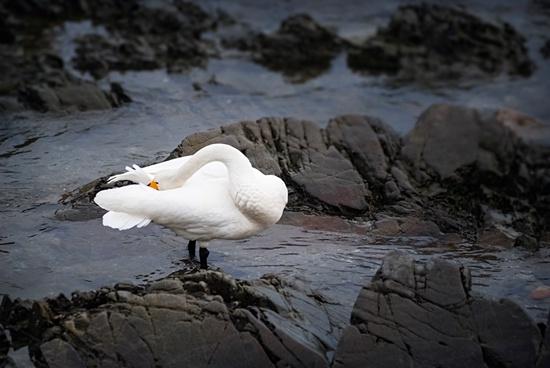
[
  {"left": 333, "top": 251, "right": 550, "bottom": 368},
  {"left": 1, "top": 253, "right": 548, "bottom": 368},
  {"left": 59, "top": 103, "right": 550, "bottom": 248},
  {"left": 0, "top": 265, "right": 347, "bottom": 368}
]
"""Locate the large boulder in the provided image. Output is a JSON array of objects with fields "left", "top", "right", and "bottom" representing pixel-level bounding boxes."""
[
  {"left": 401, "top": 104, "right": 550, "bottom": 246},
  {"left": 332, "top": 251, "right": 548, "bottom": 368},
  {"left": 166, "top": 115, "right": 400, "bottom": 215}
]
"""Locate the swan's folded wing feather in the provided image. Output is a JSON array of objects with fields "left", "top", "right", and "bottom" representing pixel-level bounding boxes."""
[{"left": 102, "top": 211, "right": 151, "bottom": 230}]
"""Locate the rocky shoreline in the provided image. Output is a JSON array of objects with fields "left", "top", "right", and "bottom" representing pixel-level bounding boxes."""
[
  {"left": 59, "top": 103, "right": 550, "bottom": 249},
  {"left": 1, "top": 252, "right": 548, "bottom": 367}
]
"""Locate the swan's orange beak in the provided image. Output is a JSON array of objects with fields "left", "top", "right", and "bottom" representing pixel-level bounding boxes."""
[{"left": 147, "top": 180, "right": 160, "bottom": 190}]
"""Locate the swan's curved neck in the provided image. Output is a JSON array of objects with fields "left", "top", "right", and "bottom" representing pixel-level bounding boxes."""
[{"left": 172, "top": 144, "right": 251, "bottom": 186}]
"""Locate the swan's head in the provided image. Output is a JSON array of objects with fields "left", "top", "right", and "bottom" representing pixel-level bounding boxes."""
[{"left": 234, "top": 173, "right": 288, "bottom": 227}]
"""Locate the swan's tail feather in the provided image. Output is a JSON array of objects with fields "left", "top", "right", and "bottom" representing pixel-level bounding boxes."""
[
  {"left": 94, "top": 185, "right": 157, "bottom": 231},
  {"left": 102, "top": 211, "right": 151, "bottom": 230}
]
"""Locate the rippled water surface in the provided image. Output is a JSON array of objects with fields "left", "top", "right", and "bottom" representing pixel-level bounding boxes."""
[{"left": 1, "top": 0, "right": 549, "bottom": 324}]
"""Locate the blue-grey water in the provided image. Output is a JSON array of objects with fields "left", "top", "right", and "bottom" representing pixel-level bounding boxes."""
[{"left": 1, "top": 0, "right": 549, "bottom": 336}]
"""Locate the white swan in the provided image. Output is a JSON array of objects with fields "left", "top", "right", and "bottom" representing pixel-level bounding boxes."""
[{"left": 94, "top": 144, "right": 288, "bottom": 268}]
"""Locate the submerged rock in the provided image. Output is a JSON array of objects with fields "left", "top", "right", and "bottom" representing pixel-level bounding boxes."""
[
  {"left": 348, "top": 4, "right": 534, "bottom": 83},
  {"left": 332, "top": 251, "right": 548, "bottom": 368},
  {"left": 0, "top": 267, "right": 346, "bottom": 368}
]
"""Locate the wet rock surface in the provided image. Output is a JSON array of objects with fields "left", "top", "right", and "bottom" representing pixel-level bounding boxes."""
[
  {"left": 332, "top": 251, "right": 549, "bottom": 368},
  {"left": 0, "top": 264, "right": 346, "bottom": 368},
  {"left": 347, "top": 4, "right": 534, "bottom": 83},
  {"left": 60, "top": 103, "right": 550, "bottom": 248},
  {"left": 1, "top": 252, "right": 547, "bottom": 367}
]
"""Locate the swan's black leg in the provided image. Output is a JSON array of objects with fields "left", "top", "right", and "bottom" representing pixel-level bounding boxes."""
[
  {"left": 199, "top": 247, "right": 209, "bottom": 269},
  {"left": 187, "top": 240, "right": 196, "bottom": 259}
]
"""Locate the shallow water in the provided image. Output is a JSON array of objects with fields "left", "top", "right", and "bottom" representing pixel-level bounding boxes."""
[{"left": 1, "top": 0, "right": 549, "bottom": 325}]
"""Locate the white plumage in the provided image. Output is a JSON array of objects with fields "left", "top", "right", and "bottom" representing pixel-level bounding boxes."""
[{"left": 94, "top": 144, "right": 288, "bottom": 244}]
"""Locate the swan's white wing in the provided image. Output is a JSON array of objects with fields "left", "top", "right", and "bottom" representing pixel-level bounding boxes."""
[{"left": 94, "top": 179, "right": 256, "bottom": 239}]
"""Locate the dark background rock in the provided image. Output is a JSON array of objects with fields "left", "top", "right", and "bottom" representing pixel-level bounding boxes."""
[
  {"left": 332, "top": 251, "right": 548, "bottom": 368},
  {"left": 224, "top": 14, "right": 345, "bottom": 82},
  {"left": 0, "top": 1, "right": 539, "bottom": 112},
  {"left": 0, "top": 0, "right": 217, "bottom": 113},
  {"left": 348, "top": 4, "right": 534, "bottom": 83}
]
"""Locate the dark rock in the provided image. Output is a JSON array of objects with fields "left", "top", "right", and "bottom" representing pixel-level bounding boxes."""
[
  {"left": 18, "top": 82, "right": 127, "bottom": 112},
  {"left": 72, "top": 34, "right": 160, "bottom": 79},
  {"left": 348, "top": 4, "right": 534, "bottom": 83},
  {"left": 225, "top": 14, "right": 344, "bottom": 82},
  {"left": 401, "top": 104, "right": 550, "bottom": 244},
  {"left": 0, "top": 269, "right": 345, "bottom": 368},
  {"left": 0, "top": 0, "right": 218, "bottom": 112},
  {"left": 538, "top": 312, "right": 550, "bottom": 368},
  {"left": 332, "top": 251, "right": 546, "bottom": 368},
  {"left": 541, "top": 39, "right": 550, "bottom": 59},
  {"left": 0, "top": 324, "right": 9, "bottom": 361},
  {"left": 39, "top": 338, "right": 86, "bottom": 368},
  {"left": 71, "top": 1, "right": 215, "bottom": 78}
]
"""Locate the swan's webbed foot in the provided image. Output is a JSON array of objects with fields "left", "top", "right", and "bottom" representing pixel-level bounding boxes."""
[
  {"left": 199, "top": 247, "right": 209, "bottom": 269},
  {"left": 187, "top": 240, "right": 196, "bottom": 259}
]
